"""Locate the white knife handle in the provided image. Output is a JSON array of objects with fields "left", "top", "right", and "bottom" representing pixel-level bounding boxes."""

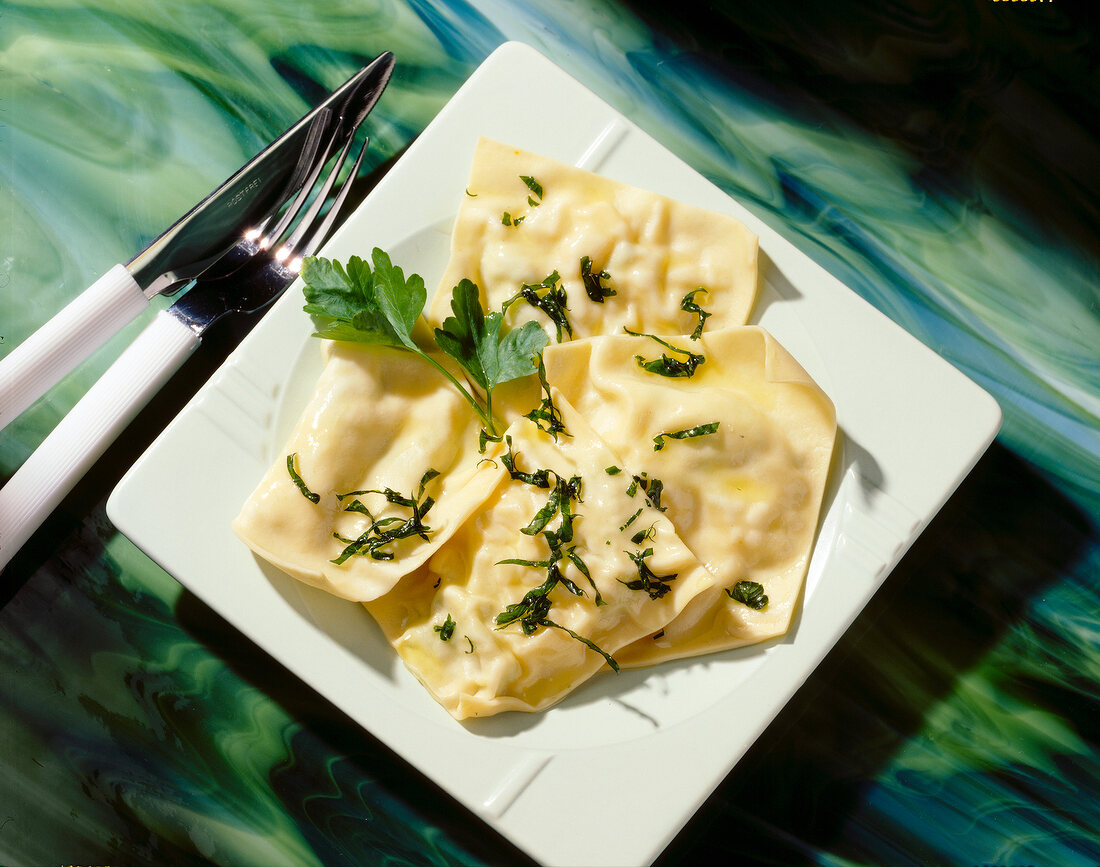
[
  {"left": 0, "top": 311, "right": 199, "bottom": 572},
  {"left": 0, "top": 264, "right": 149, "bottom": 431}
]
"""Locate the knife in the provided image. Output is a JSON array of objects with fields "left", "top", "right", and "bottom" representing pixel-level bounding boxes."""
[
  {"left": 0, "top": 52, "right": 395, "bottom": 573},
  {"left": 0, "top": 54, "right": 392, "bottom": 432}
]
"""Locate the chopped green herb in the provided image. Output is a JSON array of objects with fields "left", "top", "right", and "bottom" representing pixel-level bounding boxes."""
[
  {"left": 521, "top": 175, "right": 544, "bottom": 202},
  {"left": 523, "top": 355, "right": 570, "bottom": 440},
  {"left": 337, "top": 468, "right": 440, "bottom": 508},
  {"left": 621, "top": 547, "right": 678, "bottom": 600},
  {"left": 507, "top": 457, "right": 582, "bottom": 539},
  {"left": 680, "top": 287, "right": 712, "bottom": 339},
  {"left": 479, "top": 428, "right": 503, "bottom": 455},
  {"left": 549, "top": 619, "right": 619, "bottom": 670},
  {"left": 495, "top": 566, "right": 616, "bottom": 670},
  {"left": 652, "top": 422, "right": 720, "bottom": 452},
  {"left": 465, "top": 635, "right": 475, "bottom": 653},
  {"left": 502, "top": 177, "right": 543, "bottom": 223},
  {"left": 496, "top": 556, "right": 582, "bottom": 594},
  {"left": 287, "top": 453, "right": 320, "bottom": 503},
  {"left": 625, "top": 328, "right": 705, "bottom": 378},
  {"left": 565, "top": 548, "right": 602, "bottom": 605},
  {"left": 726, "top": 580, "right": 769, "bottom": 610},
  {"left": 605, "top": 466, "right": 622, "bottom": 476},
  {"left": 495, "top": 454, "right": 611, "bottom": 658},
  {"left": 501, "top": 436, "right": 553, "bottom": 488},
  {"left": 465, "top": 188, "right": 477, "bottom": 197},
  {"left": 643, "top": 476, "right": 665, "bottom": 510},
  {"left": 435, "top": 613, "right": 456, "bottom": 641},
  {"left": 625, "top": 472, "right": 667, "bottom": 511},
  {"left": 330, "top": 469, "right": 439, "bottom": 563},
  {"left": 504, "top": 271, "right": 572, "bottom": 342},
  {"left": 580, "top": 256, "right": 616, "bottom": 303},
  {"left": 630, "top": 523, "right": 657, "bottom": 545},
  {"left": 619, "top": 508, "right": 643, "bottom": 532},
  {"left": 522, "top": 481, "right": 567, "bottom": 536}
]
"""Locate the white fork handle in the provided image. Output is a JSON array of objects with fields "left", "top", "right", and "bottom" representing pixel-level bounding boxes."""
[
  {"left": 0, "top": 311, "right": 199, "bottom": 571},
  {"left": 0, "top": 264, "right": 150, "bottom": 431}
]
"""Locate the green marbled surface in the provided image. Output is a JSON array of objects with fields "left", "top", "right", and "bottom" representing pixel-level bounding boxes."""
[{"left": 2, "top": 1, "right": 1098, "bottom": 865}]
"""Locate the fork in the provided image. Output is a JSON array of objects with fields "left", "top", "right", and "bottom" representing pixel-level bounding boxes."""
[{"left": 0, "top": 131, "right": 370, "bottom": 572}]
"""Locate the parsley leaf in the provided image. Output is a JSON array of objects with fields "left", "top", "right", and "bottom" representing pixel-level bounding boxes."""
[
  {"left": 434, "top": 279, "right": 549, "bottom": 430},
  {"left": 302, "top": 249, "right": 548, "bottom": 436},
  {"left": 302, "top": 250, "right": 423, "bottom": 349}
]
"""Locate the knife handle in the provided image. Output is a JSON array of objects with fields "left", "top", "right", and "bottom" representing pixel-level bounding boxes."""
[
  {"left": 0, "top": 311, "right": 199, "bottom": 572},
  {"left": 0, "top": 264, "right": 149, "bottom": 431}
]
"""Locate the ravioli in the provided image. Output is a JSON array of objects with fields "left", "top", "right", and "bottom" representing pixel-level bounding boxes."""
[
  {"left": 364, "top": 396, "right": 715, "bottom": 719},
  {"left": 542, "top": 326, "right": 836, "bottom": 665},
  {"left": 427, "top": 137, "right": 759, "bottom": 343},
  {"left": 236, "top": 138, "right": 837, "bottom": 720},
  {"left": 233, "top": 340, "right": 505, "bottom": 602}
]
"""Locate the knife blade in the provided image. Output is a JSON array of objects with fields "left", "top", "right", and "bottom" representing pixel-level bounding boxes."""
[{"left": 0, "top": 52, "right": 394, "bottom": 431}]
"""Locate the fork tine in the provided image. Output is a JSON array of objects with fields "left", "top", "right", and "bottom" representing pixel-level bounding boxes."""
[
  {"left": 261, "top": 123, "right": 341, "bottom": 249},
  {"left": 277, "top": 133, "right": 356, "bottom": 256},
  {"left": 194, "top": 108, "right": 337, "bottom": 285},
  {"left": 290, "top": 135, "right": 370, "bottom": 261}
]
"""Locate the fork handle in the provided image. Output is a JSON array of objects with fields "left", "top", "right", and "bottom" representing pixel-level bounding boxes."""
[
  {"left": 0, "top": 311, "right": 199, "bottom": 572},
  {"left": 0, "top": 264, "right": 149, "bottom": 431}
]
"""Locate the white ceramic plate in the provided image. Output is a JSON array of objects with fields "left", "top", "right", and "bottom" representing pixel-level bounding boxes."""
[{"left": 108, "top": 42, "right": 1002, "bottom": 867}]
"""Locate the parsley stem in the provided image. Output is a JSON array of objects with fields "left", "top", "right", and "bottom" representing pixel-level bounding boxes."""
[
  {"left": 420, "top": 352, "right": 497, "bottom": 434},
  {"left": 485, "top": 388, "right": 495, "bottom": 434}
]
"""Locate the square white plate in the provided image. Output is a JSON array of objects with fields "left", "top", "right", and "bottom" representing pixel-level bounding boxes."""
[{"left": 108, "top": 41, "right": 1002, "bottom": 867}]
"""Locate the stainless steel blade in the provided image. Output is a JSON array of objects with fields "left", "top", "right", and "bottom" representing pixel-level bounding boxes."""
[{"left": 126, "top": 51, "right": 395, "bottom": 297}]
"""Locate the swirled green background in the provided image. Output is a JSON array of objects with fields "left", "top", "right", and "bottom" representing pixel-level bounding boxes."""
[{"left": 1, "top": 1, "right": 1098, "bottom": 865}]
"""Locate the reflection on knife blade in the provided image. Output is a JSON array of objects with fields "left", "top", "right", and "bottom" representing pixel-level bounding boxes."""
[
  {"left": 0, "top": 51, "right": 394, "bottom": 433},
  {"left": 130, "top": 56, "right": 392, "bottom": 297}
]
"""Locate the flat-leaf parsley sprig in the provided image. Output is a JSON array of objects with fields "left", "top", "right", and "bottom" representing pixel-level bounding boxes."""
[
  {"left": 301, "top": 248, "right": 548, "bottom": 436},
  {"left": 433, "top": 279, "right": 549, "bottom": 433}
]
